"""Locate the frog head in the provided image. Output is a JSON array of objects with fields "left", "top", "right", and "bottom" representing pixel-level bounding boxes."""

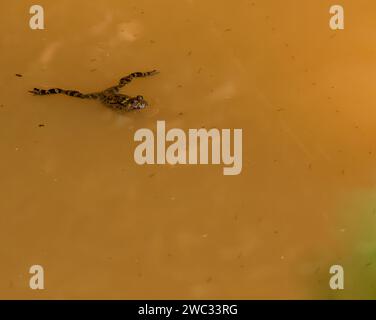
[{"left": 128, "top": 95, "right": 148, "bottom": 110}]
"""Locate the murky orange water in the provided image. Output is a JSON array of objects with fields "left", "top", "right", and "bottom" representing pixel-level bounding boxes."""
[{"left": 1, "top": 0, "right": 376, "bottom": 299}]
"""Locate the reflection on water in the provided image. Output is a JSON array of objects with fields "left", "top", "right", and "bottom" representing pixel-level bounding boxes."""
[{"left": 0, "top": 0, "right": 376, "bottom": 299}]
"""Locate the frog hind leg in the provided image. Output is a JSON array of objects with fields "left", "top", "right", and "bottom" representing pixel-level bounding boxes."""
[
  {"left": 110, "top": 70, "right": 159, "bottom": 92},
  {"left": 29, "top": 88, "right": 93, "bottom": 99}
]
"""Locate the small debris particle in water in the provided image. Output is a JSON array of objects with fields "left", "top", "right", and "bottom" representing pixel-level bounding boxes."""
[
  {"left": 38, "top": 124, "right": 45, "bottom": 127},
  {"left": 178, "top": 112, "right": 183, "bottom": 116},
  {"left": 90, "top": 68, "right": 97, "bottom": 72},
  {"left": 149, "top": 40, "right": 155, "bottom": 44},
  {"left": 273, "top": 230, "right": 279, "bottom": 235},
  {"left": 187, "top": 50, "right": 192, "bottom": 56},
  {"left": 15, "top": 74, "right": 23, "bottom": 77},
  {"left": 177, "top": 84, "right": 183, "bottom": 88},
  {"left": 202, "top": 234, "right": 208, "bottom": 238},
  {"left": 148, "top": 173, "right": 155, "bottom": 178},
  {"left": 206, "top": 277, "right": 213, "bottom": 283},
  {"left": 276, "top": 108, "right": 284, "bottom": 112},
  {"left": 224, "top": 28, "right": 231, "bottom": 32}
]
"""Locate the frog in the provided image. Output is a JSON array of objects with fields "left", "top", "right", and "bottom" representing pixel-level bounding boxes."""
[{"left": 29, "top": 70, "right": 158, "bottom": 112}]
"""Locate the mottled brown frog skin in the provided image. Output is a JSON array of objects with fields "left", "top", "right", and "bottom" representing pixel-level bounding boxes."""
[{"left": 29, "top": 70, "right": 158, "bottom": 112}]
